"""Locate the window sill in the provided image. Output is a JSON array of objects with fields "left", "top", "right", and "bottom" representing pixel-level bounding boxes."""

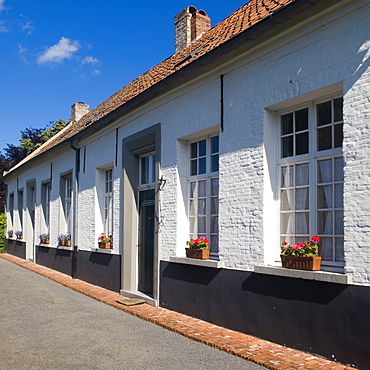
[
  {"left": 56, "top": 245, "right": 73, "bottom": 251},
  {"left": 169, "top": 256, "right": 224, "bottom": 268},
  {"left": 254, "top": 265, "right": 352, "bottom": 284},
  {"left": 91, "top": 248, "right": 115, "bottom": 254}
]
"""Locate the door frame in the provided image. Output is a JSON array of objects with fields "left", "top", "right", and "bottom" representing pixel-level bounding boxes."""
[{"left": 120, "top": 124, "right": 161, "bottom": 306}]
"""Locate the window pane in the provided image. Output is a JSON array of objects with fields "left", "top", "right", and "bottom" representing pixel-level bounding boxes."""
[
  {"left": 281, "top": 166, "right": 293, "bottom": 188},
  {"left": 317, "top": 159, "right": 332, "bottom": 183},
  {"left": 210, "top": 178, "right": 219, "bottom": 196},
  {"left": 211, "top": 216, "right": 218, "bottom": 233},
  {"left": 189, "top": 217, "right": 196, "bottom": 234},
  {"left": 295, "top": 163, "right": 309, "bottom": 186},
  {"left": 198, "top": 157, "right": 206, "bottom": 174},
  {"left": 320, "top": 237, "right": 333, "bottom": 261},
  {"left": 317, "top": 100, "right": 332, "bottom": 126},
  {"left": 295, "top": 132, "right": 309, "bottom": 155},
  {"left": 198, "top": 199, "right": 206, "bottom": 215},
  {"left": 295, "top": 188, "right": 309, "bottom": 210},
  {"left": 191, "top": 159, "right": 197, "bottom": 176},
  {"left": 281, "top": 213, "right": 294, "bottom": 234},
  {"left": 295, "top": 212, "right": 309, "bottom": 234},
  {"left": 151, "top": 154, "right": 156, "bottom": 183},
  {"left": 190, "top": 182, "right": 196, "bottom": 198},
  {"left": 198, "top": 217, "right": 206, "bottom": 233},
  {"left": 282, "top": 136, "right": 293, "bottom": 158},
  {"left": 210, "top": 197, "right": 218, "bottom": 214},
  {"left": 295, "top": 108, "right": 308, "bottom": 132},
  {"left": 333, "top": 97, "right": 343, "bottom": 122},
  {"left": 317, "top": 211, "right": 333, "bottom": 234},
  {"left": 211, "top": 136, "right": 219, "bottom": 154},
  {"left": 335, "top": 237, "right": 344, "bottom": 262},
  {"left": 199, "top": 140, "right": 206, "bottom": 157},
  {"left": 211, "top": 154, "right": 219, "bottom": 172},
  {"left": 335, "top": 210, "right": 344, "bottom": 235},
  {"left": 198, "top": 181, "right": 206, "bottom": 197},
  {"left": 317, "top": 126, "right": 332, "bottom": 151},
  {"left": 334, "top": 184, "right": 343, "bottom": 208},
  {"left": 189, "top": 199, "right": 195, "bottom": 215},
  {"left": 334, "top": 123, "right": 343, "bottom": 148},
  {"left": 317, "top": 185, "right": 333, "bottom": 209},
  {"left": 281, "top": 189, "right": 293, "bottom": 211},
  {"left": 210, "top": 235, "right": 219, "bottom": 253},
  {"left": 281, "top": 113, "right": 293, "bottom": 135},
  {"left": 334, "top": 157, "right": 344, "bottom": 181},
  {"left": 190, "top": 142, "right": 197, "bottom": 159}
]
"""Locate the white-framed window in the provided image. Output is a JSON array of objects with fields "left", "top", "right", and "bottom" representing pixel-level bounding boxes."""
[
  {"left": 60, "top": 173, "right": 72, "bottom": 234},
  {"left": 139, "top": 153, "right": 156, "bottom": 186},
  {"left": 279, "top": 96, "right": 344, "bottom": 266},
  {"left": 104, "top": 168, "right": 113, "bottom": 236},
  {"left": 188, "top": 135, "right": 219, "bottom": 256},
  {"left": 42, "top": 182, "right": 51, "bottom": 233},
  {"left": 18, "top": 189, "right": 23, "bottom": 230},
  {"left": 8, "top": 192, "right": 14, "bottom": 229}
]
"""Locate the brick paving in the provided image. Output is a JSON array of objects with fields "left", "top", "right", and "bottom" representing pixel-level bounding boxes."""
[{"left": 0, "top": 253, "right": 356, "bottom": 370}]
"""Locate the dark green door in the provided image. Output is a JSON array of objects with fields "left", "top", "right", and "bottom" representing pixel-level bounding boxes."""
[{"left": 138, "top": 189, "right": 155, "bottom": 294}]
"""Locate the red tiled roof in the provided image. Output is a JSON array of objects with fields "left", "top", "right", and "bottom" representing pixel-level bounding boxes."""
[{"left": 9, "top": 0, "right": 296, "bottom": 172}]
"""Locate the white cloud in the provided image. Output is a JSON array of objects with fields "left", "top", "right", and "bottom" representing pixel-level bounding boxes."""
[
  {"left": 82, "top": 56, "right": 99, "bottom": 64},
  {"left": 37, "top": 37, "right": 80, "bottom": 64},
  {"left": 22, "top": 21, "right": 35, "bottom": 35},
  {"left": 0, "top": 0, "right": 5, "bottom": 12},
  {"left": 0, "top": 21, "right": 8, "bottom": 33},
  {"left": 17, "top": 43, "right": 29, "bottom": 63}
]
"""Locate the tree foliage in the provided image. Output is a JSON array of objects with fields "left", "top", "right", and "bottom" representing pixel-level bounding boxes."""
[
  {"left": 0, "top": 213, "right": 6, "bottom": 250},
  {"left": 0, "top": 118, "right": 70, "bottom": 213}
]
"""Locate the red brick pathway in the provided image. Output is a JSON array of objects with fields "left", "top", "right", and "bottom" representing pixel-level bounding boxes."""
[{"left": 0, "top": 253, "right": 356, "bottom": 370}]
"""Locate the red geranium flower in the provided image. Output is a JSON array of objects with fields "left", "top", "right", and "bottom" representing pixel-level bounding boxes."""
[{"left": 312, "top": 236, "right": 320, "bottom": 242}]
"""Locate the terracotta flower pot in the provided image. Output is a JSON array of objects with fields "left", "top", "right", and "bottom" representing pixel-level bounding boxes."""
[
  {"left": 185, "top": 248, "right": 210, "bottom": 259},
  {"left": 41, "top": 239, "right": 50, "bottom": 244},
  {"left": 280, "top": 255, "right": 322, "bottom": 271},
  {"left": 59, "top": 240, "right": 71, "bottom": 247},
  {"left": 99, "top": 242, "right": 111, "bottom": 249}
]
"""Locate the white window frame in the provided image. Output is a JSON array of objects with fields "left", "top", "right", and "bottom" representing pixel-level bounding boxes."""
[
  {"left": 138, "top": 153, "right": 156, "bottom": 189},
  {"left": 188, "top": 134, "right": 219, "bottom": 257},
  {"left": 42, "top": 182, "right": 51, "bottom": 233},
  {"left": 277, "top": 95, "right": 344, "bottom": 269},
  {"left": 60, "top": 173, "right": 72, "bottom": 235},
  {"left": 104, "top": 168, "right": 113, "bottom": 237}
]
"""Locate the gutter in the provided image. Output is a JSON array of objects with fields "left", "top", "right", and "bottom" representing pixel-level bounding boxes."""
[{"left": 4, "top": 0, "right": 325, "bottom": 177}]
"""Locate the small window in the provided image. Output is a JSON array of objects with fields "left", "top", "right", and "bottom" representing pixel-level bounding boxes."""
[
  {"left": 104, "top": 169, "right": 113, "bottom": 236},
  {"left": 140, "top": 154, "right": 156, "bottom": 186}
]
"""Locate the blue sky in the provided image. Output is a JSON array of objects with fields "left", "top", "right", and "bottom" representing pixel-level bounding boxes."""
[{"left": 0, "top": 0, "right": 247, "bottom": 153}]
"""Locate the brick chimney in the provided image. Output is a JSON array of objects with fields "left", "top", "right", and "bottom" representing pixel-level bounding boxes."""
[
  {"left": 174, "top": 6, "right": 210, "bottom": 54},
  {"left": 71, "top": 102, "right": 90, "bottom": 123}
]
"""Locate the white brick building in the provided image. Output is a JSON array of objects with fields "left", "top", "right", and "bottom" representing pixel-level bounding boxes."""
[{"left": 4, "top": 0, "right": 370, "bottom": 367}]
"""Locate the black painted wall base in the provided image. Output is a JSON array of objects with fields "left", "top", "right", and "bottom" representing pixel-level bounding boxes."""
[
  {"left": 35, "top": 246, "right": 121, "bottom": 292},
  {"left": 159, "top": 261, "right": 370, "bottom": 369},
  {"left": 5, "top": 239, "right": 26, "bottom": 259},
  {"left": 77, "top": 250, "right": 121, "bottom": 292}
]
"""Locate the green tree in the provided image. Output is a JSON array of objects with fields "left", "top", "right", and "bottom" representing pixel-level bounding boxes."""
[
  {"left": 0, "top": 213, "right": 6, "bottom": 252},
  {"left": 0, "top": 118, "right": 70, "bottom": 213}
]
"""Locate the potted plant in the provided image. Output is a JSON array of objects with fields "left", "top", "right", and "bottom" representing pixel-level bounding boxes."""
[
  {"left": 15, "top": 230, "right": 23, "bottom": 240},
  {"left": 7, "top": 230, "right": 13, "bottom": 238},
  {"left": 185, "top": 236, "right": 210, "bottom": 259},
  {"left": 58, "top": 233, "right": 71, "bottom": 247},
  {"left": 39, "top": 233, "right": 50, "bottom": 244},
  {"left": 98, "top": 233, "right": 112, "bottom": 249},
  {"left": 280, "top": 236, "right": 322, "bottom": 271}
]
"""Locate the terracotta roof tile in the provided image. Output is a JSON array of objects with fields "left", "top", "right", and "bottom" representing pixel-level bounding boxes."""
[{"left": 9, "top": 0, "right": 295, "bottom": 172}]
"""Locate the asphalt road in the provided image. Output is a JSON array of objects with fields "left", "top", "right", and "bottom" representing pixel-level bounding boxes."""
[{"left": 0, "top": 258, "right": 266, "bottom": 370}]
